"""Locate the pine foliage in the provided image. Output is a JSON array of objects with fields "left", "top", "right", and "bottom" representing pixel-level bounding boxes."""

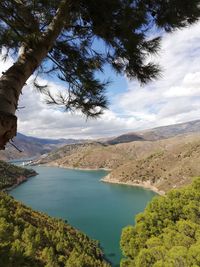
[
  {"left": 0, "top": 0, "right": 199, "bottom": 116},
  {"left": 0, "top": 160, "right": 37, "bottom": 190},
  {"left": 120, "top": 177, "right": 200, "bottom": 267},
  {"left": 0, "top": 192, "right": 110, "bottom": 267}
]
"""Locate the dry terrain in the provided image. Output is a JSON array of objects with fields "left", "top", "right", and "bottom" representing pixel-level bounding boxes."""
[
  {"left": 36, "top": 133, "right": 200, "bottom": 193},
  {"left": 0, "top": 133, "right": 87, "bottom": 161}
]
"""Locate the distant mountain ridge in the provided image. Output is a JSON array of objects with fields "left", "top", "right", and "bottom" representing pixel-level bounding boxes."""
[
  {"left": 16, "top": 133, "right": 86, "bottom": 146},
  {"left": 1, "top": 119, "right": 200, "bottom": 162},
  {"left": 104, "top": 119, "right": 200, "bottom": 144},
  {"left": 0, "top": 133, "right": 88, "bottom": 161}
]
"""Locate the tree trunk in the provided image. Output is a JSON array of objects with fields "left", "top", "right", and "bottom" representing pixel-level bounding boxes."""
[
  {"left": 0, "top": 0, "right": 70, "bottom": 150},
  {"left": 0, "top": 54, "right": 41, "bottom": 149}
]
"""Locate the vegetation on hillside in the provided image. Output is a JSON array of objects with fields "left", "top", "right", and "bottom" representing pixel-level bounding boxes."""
[
  {"left": 120, "top": 178, "right": 200, "bottom": 267},
  {"left": 0, "top": 160, "right": 37, "bottom": 190},
  {"left": 0, "top": 161, "right": 109, "bottom": 266},
  {"left": 0, "top": 192, "right": 109, "bottom": 267}
]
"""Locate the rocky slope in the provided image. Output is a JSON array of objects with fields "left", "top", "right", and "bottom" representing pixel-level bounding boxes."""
[
  {"left": 37, "top": 142, "right": 129, "bottom": 169},
  {"left": 103, "top": 135, "right": 200, "bottom": 194},
  {"left": 36, "top": 139, "right": 162, "bottom": 170},
  {"left": 37, "top": 133, "right": 200, "bottom": 193}
]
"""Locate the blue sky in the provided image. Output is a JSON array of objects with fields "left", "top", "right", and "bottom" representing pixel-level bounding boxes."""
[{"left": 1, "top": 21, "right": 200, "bottom": 139}]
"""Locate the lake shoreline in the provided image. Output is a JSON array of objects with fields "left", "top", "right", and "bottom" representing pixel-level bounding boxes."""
[
  {"left": 3, "top": 172, "right": 37, "bottom": 192},
  {"left": 101, "top": 174, "right": 165, "bottom": 195},
  {"left": 35, "top": 163, "right": 164, "bottom": 195},
  {"left": 36, "top": 162, "right": 111, "bottom": 172},
  {"left": 10, "top": 164, "right": 157, "bottom": 265}
]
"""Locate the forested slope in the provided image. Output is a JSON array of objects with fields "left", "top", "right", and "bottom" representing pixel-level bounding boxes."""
[
  {"left": 0, "top": 160, "right": 37, "bottom": 190},
  {"left": 0, "top": 192, "right": 110, "bottom": 267},
  {"left": 0, "top": 161, "right": 110, "bottom": 267},
  {"left": 120, "top": 178, "right": 200, "bottom": 267}
]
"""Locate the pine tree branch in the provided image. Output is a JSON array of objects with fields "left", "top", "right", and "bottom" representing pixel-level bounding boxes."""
[
  {"left": 0, "top": 2, "right": 39, "bottom": 34},
  {"left": 0, "top": 15, "right": 22, "bottom": 38},
  {"left": 46, "top": 54, "right": 80, "bottom": 88},
  {"left": 13, "top": 0, "right": 40, "bottom": 33},
  {"left": 43, "top": 0, "right": 71, "bottom": 40}
]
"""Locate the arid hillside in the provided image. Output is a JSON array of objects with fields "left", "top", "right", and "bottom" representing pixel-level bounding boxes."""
[
  {"left": 36, "top": 133, "right": 200, "bottom": 193},
  {"left": 36, "top": 139, "right": 165, "bottom": 169},
  {"left": 1, "top": 120, "right": 199, "bottom": 161},
  {"left": 103, "top": 135, "right": 200, "bottom": 193},
  {"left": 103, "top": 119, "right": 200, "bottom": 144}
]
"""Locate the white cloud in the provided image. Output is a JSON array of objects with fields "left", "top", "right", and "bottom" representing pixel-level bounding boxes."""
[
  {"left": 16, "top": 85, "right": 135, "bottom": 139},
  {"left": 115, "top": 21, "right": 200, "bottom": 130},
  {"left": 1, "top": 21, "right": 200, "bottom": 139},
  {"left": 0, "top": 54, "right": 13, "bottom": 73}
]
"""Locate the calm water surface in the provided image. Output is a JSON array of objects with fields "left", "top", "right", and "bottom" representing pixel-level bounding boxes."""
[{"left": 10, "top": 166, "right": 156, "bottom": 266}]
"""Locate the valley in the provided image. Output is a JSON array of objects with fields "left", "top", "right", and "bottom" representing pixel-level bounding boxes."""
[
  {"left": 0, "top": 119, "right": 200, "bottom": 266},
  {"left": 0, "top": 133, "right": 88, "bottom": 161},
  {"left": 35, "top": 132, "right": 200, "bottom": 194}
]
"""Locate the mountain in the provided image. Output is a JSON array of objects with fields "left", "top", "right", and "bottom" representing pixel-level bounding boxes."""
[
  {"left": 2, "top": 119, "right": 200, "bottom": 193},
  {"left": 105, "top": 119, "right": 200, "bottom": 144},
  {"left": 16, "top": 133, "right": 85, "bottom": 145},
  {"left": 1, "top": 119, "right": 199, "bottom": 161},
  {"left": 104, "top": 133, "right": 144, "bottom": 145},
  {"left": 103, "top": 134, "right": 200, "bottom": 194},
  {"left": 0, "top": 133, "right": 87, "bottom": 161},
  {"left": 139, "top": 119, "right": 200, "bottom": 141},
  {"left": 36, "top": 142, "right": 112, "bottom": 167},
  {"left": 37, "top": 132, "right": 200, "bottom": 193}
]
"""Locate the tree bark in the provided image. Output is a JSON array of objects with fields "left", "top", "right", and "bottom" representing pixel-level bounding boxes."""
[{"left": 0, "top": 0, "right": 70, "bottom": 150}]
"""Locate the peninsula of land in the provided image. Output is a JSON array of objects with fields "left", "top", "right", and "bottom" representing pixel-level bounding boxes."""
[{"left": 0, "top": 160, "right": 37, "bottom": 191}]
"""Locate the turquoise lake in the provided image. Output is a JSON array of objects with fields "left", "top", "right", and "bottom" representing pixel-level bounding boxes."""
[{"left": 10, "top": 166, "right": 156, "bottom": 266}]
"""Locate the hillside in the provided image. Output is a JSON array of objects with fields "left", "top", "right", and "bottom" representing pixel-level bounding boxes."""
[
  {"left": 120, "top": 178, "right": 200, "bottom": 266},
  {"left": 36, "top": 141, "right": 132, "bottom": 170},
  {"left": 0, "top": 133, "right": 87, "bottom": 161},
  {"left": 103, "top": 135, "right": 200, "bottom": 193},
  {"left": 104, "top": 119, "right": 200, "bottom": 144},
  {"left": 37, "top": 133, "right": 200, "bottom": 193},
  {"left": 0, "top": 160, "right": 37, "bottom": 190},
  {"left": 36, "top": 139, "right": 163, "bottom": 170},
  {"left": 0, "top": 192, "right": 109, "bottom": 267},
  {"left": 0, "top": 161, "right": 109, "bottom": 266},
  {"left": 1, "top": 120, "right": 199, "bottom": 161}
]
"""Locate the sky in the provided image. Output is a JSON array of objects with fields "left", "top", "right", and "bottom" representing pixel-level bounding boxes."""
[{"left": 1, "top": 21, "right": 200, "bottom": 139}]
